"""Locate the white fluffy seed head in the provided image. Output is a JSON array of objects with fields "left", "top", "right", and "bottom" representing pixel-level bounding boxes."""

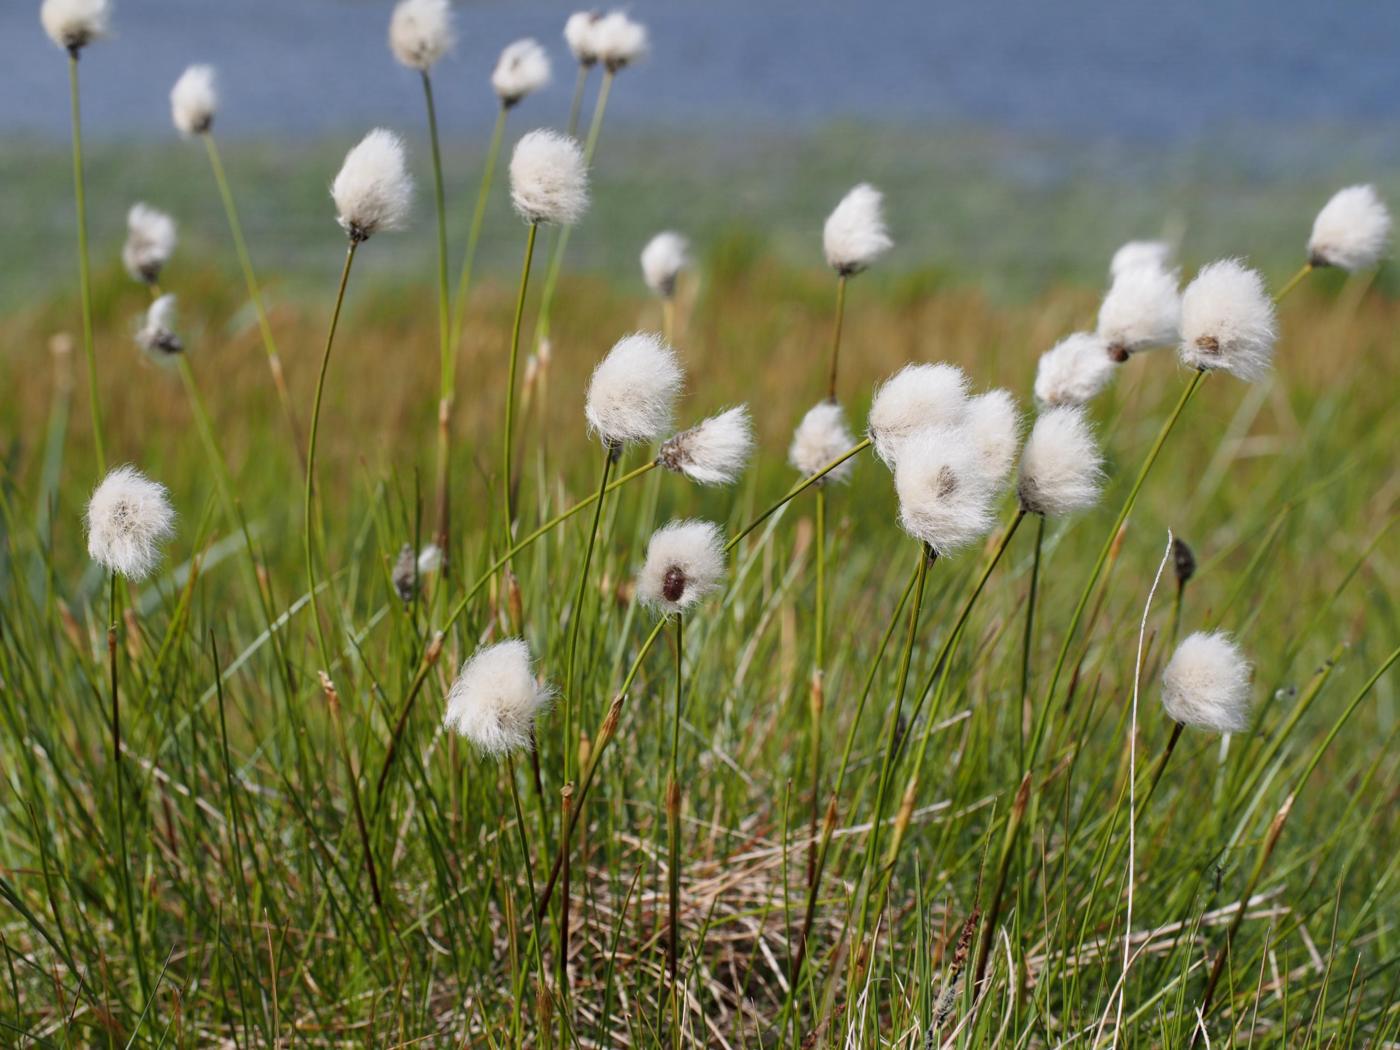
[
  {"left": 1034, "top": 332, "right": 1116, "bottom": 407},
  {"left": 1161, "top": 631, "right": 1253, "bottom": 734},
  {"left": 893, "top": 424, "right": 997, "bottom": 557},
  {"left": 1017, "top": 406, "right": 1103, "bottom": 516},
  {"left": 41, "top": 0, "right": 109, "bottom": 52},
  {"left": 1307, "top": 184, "right": 1391, "bottom": 272},
  {"left": 123, "top": 203, "right": 176, "bottom": 285},
  {"left": 637, "top": 519, "right": 726, "bottom": 614},
  {"left": 417, "top": 543, "right": 443, "bottom": 574},
  {"left": 641, "top": 231, "right": 690, "bottom": 298},
  {"left": 592, "top": 10, "right": 648, "bottom": 71},
  {"left": 493, "top": 38, "right": 552, "bottom": 107},
  {"left": 868, "top": 363, "right": 970, "bottom": 470},
  {"left": 170, "top": 64, "right": 217, "bottom": 137},
  {"left": 585, "top": 332, "right": 684, "bottom": 447},
  {"left": 564, "top": 10, "right": 603, "bottom": 66},
  {"left": 789, "top": 400, "right": 856, "bottom": 483},
  {"left": 331, "top": 128, "right": 413, "bottom": 240},
  {"left": 443, "top": 639, "right": 552, "bottom": 757},
  {"left": 1097, "top": 263, "right": 1180, "bottom": 358},
  {"left": 136, "top": 294, "right": 182, "bottom": 359},
  {"left": 1110, "top": 239, "right": 1173, "bottom": 280},
  {"left": 658, "top": 405, "right": 753, "bottom": 485},
  {"left": 388, "top": 0, "right": 455, "bottom": 71},
  {"left": 823, "top": 183, "right": 892, "bottom": 276},
  {"left": 963, "top": 389, "right": 1020, "bottom": 488},
  {"left": 86, "top": 465, "right": 176, "bottom": 580},
  {"left": 1178, "top": 259, "right": 1277, "bottom": 381},
  {"left": 509, "top": 129, "right": 589, "bottom": 226}
]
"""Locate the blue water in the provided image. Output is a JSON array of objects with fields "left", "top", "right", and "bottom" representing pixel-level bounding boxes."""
[{"left": 5, "top": 0, "right": 1400, "bottom": 143}]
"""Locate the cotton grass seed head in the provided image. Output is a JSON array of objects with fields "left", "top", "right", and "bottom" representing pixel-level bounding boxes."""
[
  {"left": 1307, "top": 184, "right": 1391, "bottom": 271},
  {"left": 1097, "top": 263, "right": 1180, "bottom": 359},
  {"left": 1034, "top": 332, "right": 1116, "bottom": 407},
  {"left": 417, "top": 542, "right": 444, "bottom": 574},
  {"left": 586, "top": 332, "right": 684, "bottom": 448},
  {"left": 123, "top": 203, "right": 176, "bottom": 285},
  {"left": 592, "top": 10, "right": 648, "bottom": 72},
  {"left": 170, "top": 64, "right": 217, "bottom": 137},
  {"left": 136, "top": 294, "right": 182, "bottom": 359},
  {"left": 641, "top": 231, "right": 690, "bottom": 298},
  {"left": 444, "top": 639, "right": 552, "bottom": 757},
  {"left": 658, "top": 405, "right": 753, "bottom": 485},
  {"left": 332, "top": 128, "right": 413, "bottom": 241},
  {"left": 869, "top": 362, "right": 970, "bottom": 470},
  {"left": 1161, "top": 631, "right": 1252, "bottom": 734},
  {"left": 638, "top": 519, "right": 726, "bottom": 614},
  {"left": 388, "top": 0, "right": 455, "bottom": 72},
  {"left": 564, "top": 10, "right": 603, "bottom": 66},
  {"left": 789, "top": 400, "right": 856, "bottom": 483},
  {"left": 493, "top": 38, "right": 552, "bottom": 107},
  {"left": 510, "top": 129, "right": 589, "bottom": 226},
  {"left": 41, "top": 0, "right": 109, "bottom": 52},
  {"left": 823, "top": 183, "right": 892, "bottom": 276},
  {"left": 963, "top": 389, "right": 1020, "bottom": 487},
  {"left": 1178, "top": 259, "right": 1277, "bottom": 381},
  {"left": 894, "top": 424, "right": 997, "bottom": 557},
  {"left": 1110, "top": 239, "right": 1173, "bottom": 280},
  {"left": 1017, "top": 406, "right": 1103, "bottom": 517},
  {"left": 86, "top": 465, "right": 176, "bottom": 580}
]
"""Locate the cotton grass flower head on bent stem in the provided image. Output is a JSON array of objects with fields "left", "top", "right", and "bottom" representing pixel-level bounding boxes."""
[
  {"left": 1097, "top": 262, "right": 1181, "bottom": 361},
  {"left": 790, "top": 401, "right": 856, "bottom": 483},
  {"left": 868, "top": 362, "right": 971, "bottom": 469},
  {"left": 87, "top": 465, "right": 176, "bottom": 581},
  {"left": 510, "top": 129, "right": 590, "bottom": 227},
  {"left": 123, "top": 204, "right": 177, "bottom": 287},
  {"left": 638, "top": 519, "right": 727, "bottom": 615},
  {"left": 592, "top": 10, "right": 649, "bottom": 72},
  {"left": 824, "top": 183, "right": 893, "bottom": 277},
  {"left": 585, "top": 332, "right": 684, "bottom": 449},
  {"left": 170, "top": 64, "right": 217, "bottom": 137},
  {"left": 1018, "top": 405, "right": 1104, "bottom": 517},
  {"left": 1307, "top": 184, "right": 1391, "bottom": 272},
  {"left": 41, "top": 0, "right": 109, "bottom": 53},
  {"left": 1178, "top": 259, "right": 1277, "bottom": 381},
  {"left": 1034, "top": 331, "right": 1116, "bottom": 407},
  {"left": 493, "top": 38, "right": 552, "bottom": 108},
  {"left": 963, "top": 388, "right": 1021, "bottom": 486},
  {"left": 332, "top": 128, "right": 414, "bottom": 243},
  {"left": 894, "top": 425, "right": 1000, "bottom": 558},
  {"left": 641, "top": 230, "right": 690, "bottom": 300},
  {"left": 658, "top": 405, "right": 754, "bottom": 485},
  {"left": 388, "top": 0, "right": 455, "bottom": 71},
  {"left": 444, "top": 640, "right": 553, "bottom": 757},
  {"left": 1110, "top": 238, "right": 1174, "bottom": 279},
  {"left": 565, "top": 10, "right": 603, "bottom": 68},
  {"left": 1162, "top": 631, "right": 1253, "bottom": 734},
  {"left": 136, "top": 294, "right": 183, "bottom": 361}
]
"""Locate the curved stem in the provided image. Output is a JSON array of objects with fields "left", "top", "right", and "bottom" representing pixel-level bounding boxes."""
[
  {"left": 502, "top": 223, "right": 539, "bottom": 549},
  {"left": 725, "top": 438, "right": 872, "bottom": 553},
  {"left": 1274, "top": 262, "right": 1313, "bottom": 303},
  {"left": 67, "top": 54, "right": 104, "bottom": 470}
]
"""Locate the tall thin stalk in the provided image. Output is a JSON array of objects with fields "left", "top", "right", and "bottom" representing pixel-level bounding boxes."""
[
  {"left": 448, "top": 105, "right": 507, "bottom": 354},
  {"left": 66, "top": 52, "right": 105, "bottom": 470},
  {"left": 1018, "top": 514, "right": 1046, "bottom": 768},
  {"left": 420, "top": 71, "right": 454, "bottom": 563},
  {"left": 502, "top": 223, "right": 540, "bottom": 548},
  {"left": 665, "top": 613, "right": 684, "bottom": 1011},
  {"left": 108, "top": 571, "right": 148, "bottom": 1003},
  {"left": 824, "top": 274, "right": 848, "bottom": 401}
]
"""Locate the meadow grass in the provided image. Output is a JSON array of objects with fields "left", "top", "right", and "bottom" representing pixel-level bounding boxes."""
[{"left": 0, "top": 235, "right": 1397, "bottom": 1049}]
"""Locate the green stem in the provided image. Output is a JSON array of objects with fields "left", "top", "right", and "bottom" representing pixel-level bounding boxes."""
[
  {"left": 304, "top": 240, "right": 360, "bottom": 669},
  {"left": 1018, "top": 514, "right": 1045, "bottom": 769},
  {"left": 502, "top": 223, "right": 539, "bottom": 549},
  {"left": 825, "top": 274, "right": 848, "bottom": 401},
  {"left": 566, "top": 63, "right": 590, "bottom": 138},
  {"left": 422, "top": 72, "right": 454, "bottom": 559},
  {"left": 1274, "top": 262, "right": 1314, "bottom": 302},
  {"left": 725, "top": 438, "right": 872, "bottom": 553},
  {"left": 68, "top": 53, "right": 105, "bottom": 470},
  {"left": 110, "top": 572, "right": 148, "bottom": 1003},
  {"left": 505, "top": 752, "right": 549, "bottom": 989},
  {"left": 448, "top": 105, "right": 507, "bottom": 355},
  {"left": 808, "top": 484, "right": 827, "bottom": 895},
  {"left": 666, "top": 613, "right": 684, "bottom": 991}
]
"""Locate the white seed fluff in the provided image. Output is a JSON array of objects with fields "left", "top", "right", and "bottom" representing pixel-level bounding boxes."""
[
  {"left": 637, "top": 519, "right": 726, "bottom": 614},
  {"left": 136, "top": 294, "right": 182, "bottom": 358},
  {"left": 331, "top": 128, "right": 413, "bottom": 240},
  {"left": 417, "top": 543, "right": 444, "bottom": 574},
  {"left": 86, "top": 465, "right": 176, "bottom": 580},
  {"left": 1097, "top": 263, "right": 1180, "bottom": 356},
  {"left": 1017, "top": 406, "right": 1103, "bottom": 517},
  {"left": 388, "top": 0, "right": 455, "bottom": 72},
  {"left": 585, "top": 332, "right": 684, "bottom": 447},
  {"left": 493, "top": 38, "right": 552, "bottom": 107},
  {"left": 789, "top": 400, "right": 856, "bottom": 482},
  {"left": 893, "top": 424, "right": 997, "bottom": 557},
  {"left": 641, "top": 231, "right": 690, "bottom": 298},
  {"left": 592, "top": 10, "right": 648, "bottom": 71},
  {"left": 123, "top": 203, "right": 177, "bottom": 285},
  {"left": 1307, "top": 184, "right": 1391, "bottom": 271},
  {"left": 963, "top": 388, "right": 1020, "bottom": 487},
  {"left": 823, "top": 183, "right": 893, "bottom": 276},
  {"left": 170, "top": 64, "right": 218, "bottom": 137},
  {"left": 41, "top": 0, "right": 109, "bottom": 51},
  {"left": 1110, "top": 239, "right": 1173, "bottom": 280},
  {"left": 658, "top": 406, "right": 754, "bottom": 485},
  {"left": 1161, "top": 631, "right": 1253, "bottom": 734},
  {"left": 564, "top": 10, "right": 603, "bottom": 66},
  {"left": 868, "top": 362, "right": 970, "bottom": 470},
  {"left": 1034, "top": 332, "right": 1116, "bottom": 407},
  {"left": 509, "top": 129, "right": 589, "bottom": 226},
  {"left": 443, "top": 639, "right": 552, "bottom": 757},
  {"left": 1178, "top": 259, "right": 1277, "bottom": 381}
]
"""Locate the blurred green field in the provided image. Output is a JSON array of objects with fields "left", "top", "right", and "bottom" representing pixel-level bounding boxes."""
[{"left": 0, "top": 128, "right": 1398, "bottom": 1046}]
